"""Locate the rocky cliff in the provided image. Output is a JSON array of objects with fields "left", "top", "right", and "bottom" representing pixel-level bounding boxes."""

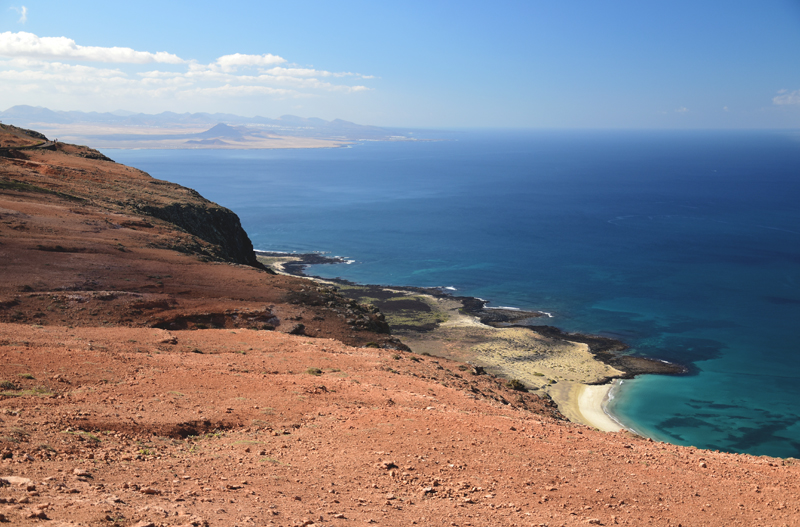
[{"left": 138, "top": 200, "right": 264, "bottom": 269}]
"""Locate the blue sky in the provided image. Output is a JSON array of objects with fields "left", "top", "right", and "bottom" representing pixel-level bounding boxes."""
[{"left": 0, "top": 0, "right": 799, "bottom": 128}]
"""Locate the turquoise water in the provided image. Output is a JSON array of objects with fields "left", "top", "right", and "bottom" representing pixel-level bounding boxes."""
[{"left": 108, "top": 130, "right": 800, "bottom": 457}]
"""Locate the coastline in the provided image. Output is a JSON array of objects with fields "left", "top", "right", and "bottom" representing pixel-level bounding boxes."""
[
  {"left": 3, "top": 125, "right": 800, "bottom": 525},
  {"left": 255, "top": 250, "right": 685, "bottom": 432}
]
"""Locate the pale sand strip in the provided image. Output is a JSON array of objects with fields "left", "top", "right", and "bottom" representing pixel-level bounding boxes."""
[
  {"left": 577, "top": 384, "right": 622, "bottom": 432},
  {"left": 547, "top": 381, "right": 621, "bottom": 432}
]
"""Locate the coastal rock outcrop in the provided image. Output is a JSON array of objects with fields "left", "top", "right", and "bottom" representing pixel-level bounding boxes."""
[{"left": 138, "top": 201, "right": 264, "bottom": 269}]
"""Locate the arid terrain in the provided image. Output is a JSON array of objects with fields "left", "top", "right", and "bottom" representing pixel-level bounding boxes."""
[{"left": 1, "top": 124, "right": 799, "bottom": 526}]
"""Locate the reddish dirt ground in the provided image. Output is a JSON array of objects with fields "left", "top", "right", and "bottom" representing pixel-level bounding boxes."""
[{"left": 1, "top": 126, "right": 799, "bottom": 526}]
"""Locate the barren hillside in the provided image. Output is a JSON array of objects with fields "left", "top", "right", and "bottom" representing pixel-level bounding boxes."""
[{"left": 1, "top": 125, "right": 798, "bottom": 526}]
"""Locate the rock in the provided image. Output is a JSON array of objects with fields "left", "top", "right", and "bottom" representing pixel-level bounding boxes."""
[
  {"left": 177, "top": 517, "right": 208, "bottom": 527},
  {"left": 376, "top": 461, "right": 398, "bottom": 470},
  {"left": 139, "top": 202, "right": 264, "bottom": 268},
  {"left": 159, "top": 335, "right": 178, "bottom": 345},
  {"left": 73, "top": 468, "right": 91, "bottom": 477},
  {"left": 26, "top": 508, "right": 48, "bottom": 519},
  {"left": 1, "top": 476, "right": 32, "bottom": 486},
  {"left": 140, "top": 487, "right": 162, "bottom": 495},
  {"left": 133, "top": 522, "right": 156, "bottom": 527},
  {"left": 287, "top": 323, "right": 305, "bottom": 335}
]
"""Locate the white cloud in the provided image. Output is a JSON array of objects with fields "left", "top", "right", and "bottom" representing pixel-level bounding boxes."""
[
  {"left": 0, "top": 31, "right": 373, "bottom": 112},
  {"left": 184, "top": 84, "right": 297, "bottom": 98},
  {"left": 675, "top": 106, "right": 689, "bottom": 113},
  {"left": 261, "top": 66, "right": 373, "bottom": 79},
  {"left": 214, "top": 53, "right": 286, "bottom": 72},
  {"left": 0, "top": 31, "right": 183, "bottom": 64},
  {"left": 773, "top": 90, "right": 800, "bottom": 105},
  {"left": 10, "top": 6, "right": 27, "bottom": 24},
  {"left": 264, "top": 66, "right": 335, "bottom": 77},
  {"left": 5, "top": 57, "right": 124, "bottom": 75}
]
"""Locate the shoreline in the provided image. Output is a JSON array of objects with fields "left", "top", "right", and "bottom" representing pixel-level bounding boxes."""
[{"left": 254, "top": 250, "right": 685, "bottom": 432}]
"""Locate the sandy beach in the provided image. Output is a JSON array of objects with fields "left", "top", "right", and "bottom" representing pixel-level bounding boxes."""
[{"left": 549, "top": 382, "right": 623, "bottom": 432}]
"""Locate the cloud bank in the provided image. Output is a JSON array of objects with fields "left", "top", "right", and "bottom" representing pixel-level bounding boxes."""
[
  {"left": 0, "top": 32, "right": 183, "bottom": 64},
  {"left": 773, "top": 89, "right": 800, "bottom": 106},
  {"left": 0, "top": 31, "right": 372, "bottom": 112}
]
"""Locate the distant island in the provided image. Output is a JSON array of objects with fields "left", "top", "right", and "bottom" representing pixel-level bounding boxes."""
[{"left": 0, "top": 105, "right": 422, "bottom": 150}]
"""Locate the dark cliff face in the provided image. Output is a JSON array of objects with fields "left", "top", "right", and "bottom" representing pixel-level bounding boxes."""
[{"left": 140, "top": 202, "right": 265, "bottom": 269}]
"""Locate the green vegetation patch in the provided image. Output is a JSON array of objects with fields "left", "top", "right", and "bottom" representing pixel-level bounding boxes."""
[
  {"left": 334, "top": 285, "right": 449, "bottom": 331},
  {"left": 2, "top": 386, "right": 53, "bottom": 398},
  {"left": 380, "top": 298, "right": 448, "bottom": 332},
  {"left": 506, "top": 379, "right": 528, "bottom": 392}
]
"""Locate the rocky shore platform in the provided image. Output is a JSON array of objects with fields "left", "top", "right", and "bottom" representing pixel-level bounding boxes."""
[
  {"left": 259, "top": 251, "right": 687, "bottom": 384},
  {"left": 1, "top": 124, "right": 799, "bottom": 526}
]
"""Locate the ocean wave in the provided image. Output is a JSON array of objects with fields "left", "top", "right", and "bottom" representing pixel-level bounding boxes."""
[{"left": 485, "top": 306, "right": 521, "bottom": 311}]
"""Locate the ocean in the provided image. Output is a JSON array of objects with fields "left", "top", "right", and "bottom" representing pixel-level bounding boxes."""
[{"left": 108, "top": 129, "right": 800, "bottom": 458}]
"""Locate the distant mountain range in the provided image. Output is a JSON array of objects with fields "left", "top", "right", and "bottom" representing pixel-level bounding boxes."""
[
  {"left": 0, "top": 105, "right": 398, "bottom": 140},
  {"left": 0, "top": 105, "right": 416, "bottom": 149}
]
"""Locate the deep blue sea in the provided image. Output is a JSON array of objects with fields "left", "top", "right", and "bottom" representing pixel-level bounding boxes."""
[{"left": 108, "top": 130, "right": 800, "bottom": 458}]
